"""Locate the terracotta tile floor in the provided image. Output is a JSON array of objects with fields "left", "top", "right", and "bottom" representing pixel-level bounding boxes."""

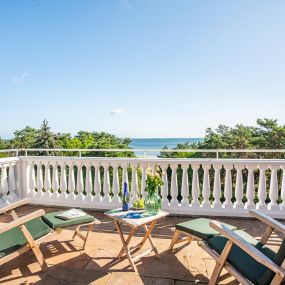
[{"left": 0, "top": 205, "right": 283, "bottom": 285}]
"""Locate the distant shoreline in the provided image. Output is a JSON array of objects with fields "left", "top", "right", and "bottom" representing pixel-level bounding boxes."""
[{"left": 130, "top": 138, "right": 203, "bottom": 153}]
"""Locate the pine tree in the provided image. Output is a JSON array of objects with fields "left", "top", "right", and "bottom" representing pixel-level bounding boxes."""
[{"left": 34, "top": 119, "right": 58, "bottom": 149}]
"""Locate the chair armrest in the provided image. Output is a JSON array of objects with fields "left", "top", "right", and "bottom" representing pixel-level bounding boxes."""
[
  {"left": 0, "top": 209, "right": 45, "bottom": 234},
  {"left": 0, "top": 198, "right": 31, "bottom": 215},
  {"left": 210, "top": 221, "right": 285, "bottom": 277},
  {"left": 249, "top": 210, "right": 285, "bottom": 235}
]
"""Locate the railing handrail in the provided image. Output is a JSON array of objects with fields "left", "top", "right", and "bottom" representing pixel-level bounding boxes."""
[
  {"left": 1, "top": 148, "right": 285, "bottom": 159},
  {"left": 1, "top": 148, "right": 285, "bottom": 153}
]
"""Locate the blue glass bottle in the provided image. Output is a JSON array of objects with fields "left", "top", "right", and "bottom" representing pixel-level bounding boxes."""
[{"left": 122, "top": 182, "right": 129, "bottom": 211}]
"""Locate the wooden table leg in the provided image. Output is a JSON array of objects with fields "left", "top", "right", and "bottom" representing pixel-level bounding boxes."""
[
  {"left": 114, "top": 221, "right": 138, "bottom": 272},
  {"left": 117, "top": 227, "right": 136, "bottom": 259},
  {"left": 143, "top": 224, "right": 160, "bottom": 258},
  {"left": 138, "top": 220, "right": 157, "bottom": 249}
]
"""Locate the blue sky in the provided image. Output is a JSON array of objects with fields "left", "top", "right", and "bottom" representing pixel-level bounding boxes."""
[{"left": 0, "top": 0, "right": 285, "bottom": 138}]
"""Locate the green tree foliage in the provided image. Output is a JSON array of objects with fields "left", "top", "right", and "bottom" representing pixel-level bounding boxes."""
[
  {"left": 10, "top": 126, "right": 38, "bottom": 148},
  {"left": 0, "top": 120, "right": 133, "bottom": 157},
  {"left": 34, "top": 119, "right": 59, "bottom": 149},
  {"left": 160, "top": 118, "right": 285, "bottom": 159}
]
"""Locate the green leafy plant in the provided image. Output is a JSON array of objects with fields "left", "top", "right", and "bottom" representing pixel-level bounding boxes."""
[{"left": 145, "top": 168, "right": 164, "bottom": 194}]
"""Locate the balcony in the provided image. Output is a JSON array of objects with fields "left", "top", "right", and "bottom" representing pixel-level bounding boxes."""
[{"left": 0, "top": 150, "right": 285, "bottom": 284}]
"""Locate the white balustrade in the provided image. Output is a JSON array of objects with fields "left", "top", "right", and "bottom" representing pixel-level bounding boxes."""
[
  {"left": 257, "top": 165, "right": 267, "bottom": 210},
  {"left": 160, "top": 163, "right": 169, "bottom": 208},
  {"left": 202, "top": 164, "right": 211, "bottom": 208},
  {"left": 94, "top": 163, "right": 102, "bottom": 202},
  {"left": 170, "top": 164, "right": 178, "bottom": 206},
  {"left": 1, "top": 156, "right": 285, "bottom": 218},
  {"left": 223, "top": 164, "right": 233, "bottom": 208},
  {"left": 191, "top": 164, "right": 200, "bottom": 208},
  {"left": 213, "top": 163, "right": 222, "bottom": 208},
  {"left": 140, "top": 163, "right": 147, "bottom": 199},
  {"left": 245, "top": 165, "right": 255, "bottom": 209},
  {"left": 36, "top": 163, "right": 44, "bottom": 193},
  {"left": 51, "top": 163, "right": 60, "bottom": 199},
  {"left": 131, "top": 163, "right": 139, "bottom": 199},
  {"left": 102, "top": 164, "right": 111, "bottom": 204},
  {"left": 76, "top": 162, "right": 84, "bottom": 199},
  {"left": 269, "top": 165, "right": 279, "bottom": 210},
  {"left": 281, "top": 166, "right": 285, "bottom": 210},
  {"left": 0, "top": 158, "right": 19, "bottom": 204},
  {"left": 112, "top": 165, "right": 121, "bottom": 205},
  {"left": 84, "top": 163, "right": 92, "bottom": 201},
  {"left": 181, "top": 164, "right": 189, "bottom": 207},
  {"left": 67, "top": 162, "right": 76, "bottom": 199},
  {"left": 60, "top": 162, "right": 68, "bottom": 195},
  {"left": 234, "top": 164, "right": 244, "bottom": 209},
  {"left": 0, "top": 165, "right": 8, "bottom": 202}
]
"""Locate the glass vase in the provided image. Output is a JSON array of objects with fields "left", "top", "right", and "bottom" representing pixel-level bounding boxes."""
[{"left": 145, "top": 191, "right": 162, "bottom": 215}]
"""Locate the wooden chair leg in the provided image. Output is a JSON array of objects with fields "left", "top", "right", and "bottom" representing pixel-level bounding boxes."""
[
  {"left": 209, "top": 241, "right": 233, "bottom": 285},
  {"left": 169, "top": 230, "right": 181, "bottom": 251},
  {"left": 20, "top": 225, "right": 48, "bottom": 271},
  {"left": 72, "top": 225, "right": 81, "bottom": 240},
  {"left": 72, "top": 223, "right": 95, "bottom": 250},
  {"left": 82, "top": 224, "right": 93, "bottom": 250}
]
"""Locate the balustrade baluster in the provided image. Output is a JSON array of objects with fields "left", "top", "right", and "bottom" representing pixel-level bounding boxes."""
[
  {"left": 181, "top": 164, "right": 189, "bottom": 206},
  {"left": 44, "top": 163, "right": 51, "bottom": 194},
  {"left": 131, "top": 164, "right": 138, "bottom": 200},
  {"left": 234, "top": 165, "right": 244, "bottom": 209},
  {"left": 52, "top": 163, "right": 59, "bottom": 197},
  {"left": 29, "top": 162, "right": 36, "bottom": 195},
  {"left": 269, "top": 165, "right": 279, "bottom": 210},
  {"left": 112, "top": 164, "right": 120, "bottom": 204},
  {"left": 191, "top": 164, "right": 200, "bottom": 207},
  {"left": 67, "top": 162, "right": 75, "bottom": 198},
  {"left": 160, "top": 164, "right": 169, "bottom": 207},
  {"left": 8, "top": 163, "right": 16, "bottom": 200},
  {"left": 1, "top": 165, "right": 8, "bottom": 202},
  {"left": 170, "top": 164, "right": 178, "bottom": 206},
  {"left": 122, "top": 163, "right": 129, "bottom": 189},
  {"left": 213, "top": 164, "right": 222, "bottom": 208},
  {"left": 223, "top": 164, "right": 233, "bottom": 208},
  {"left": 36, "top": 163, "right": 44, "bottom": 193},
  {"left": 140, "top": 164, "right": 147, "bottom": 198},
  {"left": 85, "top": 164, "right": 92, "bottom": 200},
  {"left": 94, "top": 163, "right": 102, "bottom": 201},
  {"left": 102, "top": 164, "right": 110, "bottom": 203},
  {"left": 60, "top": 162, "right": 67, "bottom": 196},
  {"left": 257, "top": 165, "right": 268, "bottom": 210},
  {"left": 76, "top": 163, "right": 84, "bottom": 198},
  {"left": 280, "top": 166, "right": 285, "bottom": 210},
  {"left": 202, "top": 164, "right": 211, "bottom": 208},
  {"left": 246, "top": 165, "right": 255, "bottom": 209}
]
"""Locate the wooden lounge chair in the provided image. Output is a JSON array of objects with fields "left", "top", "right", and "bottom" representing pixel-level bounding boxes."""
[
  {"left": 0, "top": 198, "right": 101, "bottom": 271},
  {"left": 170, "top": 212, "right": 285, "bottom": 285}
]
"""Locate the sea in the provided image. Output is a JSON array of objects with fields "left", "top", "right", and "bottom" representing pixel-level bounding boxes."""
[{"left": 130, "top": 138, "right": 203, "bottom": 156}]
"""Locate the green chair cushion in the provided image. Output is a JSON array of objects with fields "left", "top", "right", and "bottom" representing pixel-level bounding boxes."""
[
  {"left": 0, "top": 218, "right": 52, "bottom": 259},
  {"left": 175, "top": 218, "right": 237, "bottom": 240},
  {"left": 207, "top": 230, "right": 277, "bottom": 285},
  {"left": 42, "top": 209, "right": 95, "bottom": 229},
  {"left": 259, "top": 239, "right": 285, "bottom": 285}
]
